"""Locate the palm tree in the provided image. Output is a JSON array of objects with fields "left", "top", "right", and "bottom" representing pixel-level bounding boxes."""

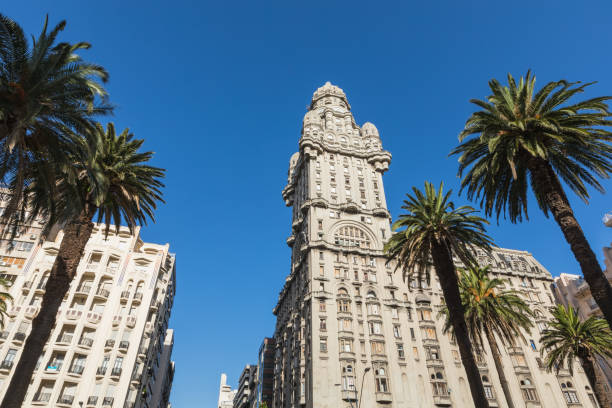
[
  {"left": 385, "top": 181, "right": 494, "bottom": 408},
  {"left": 451, "top": 71, "right": 612, "bottom": 328},
  {"left": 440, "top": 266, "right": 534, "bottom": 408},
  {"left": 540, "top": 305, "right": 612, "bottom": 408},
  {"left": 0, "top": 14, "right": 111, "bottom": 225},
  {"left": 0, "top": 277, "right": 11, "bottom": 329},
  {"left": 0, "top": 123, "right": 165, "bottom": 408}
]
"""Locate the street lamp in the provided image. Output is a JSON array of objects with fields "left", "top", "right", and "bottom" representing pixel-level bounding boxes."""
[{"left": 357, "top": 367, "right": 371, "bottom": 408}]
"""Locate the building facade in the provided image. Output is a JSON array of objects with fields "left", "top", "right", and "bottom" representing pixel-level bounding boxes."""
[
  {"left": 219, "top": 373, "right": 237, "bottom": 408},
  {"left": 272, "top": 82, "right": 598, "bottom": 408},
  {"left": 256, "top": 337, "right": 275, "bottom": 408},
  {"left": 234, "top": 365, "right": 256, "bottom": 408},
  {"left": 0, "top": 222, "right": 176, "bottom": 408}
]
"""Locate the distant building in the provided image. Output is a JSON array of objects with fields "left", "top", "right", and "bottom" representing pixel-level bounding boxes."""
[
  {"left": 234, "top": 365, "right": 256, "bottom": 408},
  {"left": 255, "top": 338, "right": 275, "bottom": 408},
  {"left": 218, "top": 373, "right": 236, "bottom": 408}
]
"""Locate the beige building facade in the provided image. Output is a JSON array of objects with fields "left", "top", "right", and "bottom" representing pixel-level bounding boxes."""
[
  {"left": 0, "top": 218, "right": 175, "bottom": 408},
  {"left": 273, "top": 82, "right": 598, "bottom": 408}
]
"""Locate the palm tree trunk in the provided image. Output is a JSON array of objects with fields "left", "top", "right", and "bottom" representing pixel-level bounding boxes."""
[
  {"left": 579, "top": 353, "right": 612, "bottom": 408},
  {"left": 431, "top": 241, "right": 489, "bottom": 408},
  {"left": 484, "top": 327, "right": 515, "bottom": 408},
  {"left": 528, "top": 157, "right": 612, "bottom": 328},
  {"left": 0, "top": 208, "right": 94, "bottom": 408}
]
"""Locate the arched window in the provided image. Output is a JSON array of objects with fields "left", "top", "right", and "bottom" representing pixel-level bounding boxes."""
[
  {"left": 520, "top": 378, "right": 538, "bottom": 402},
  {"left": 375, "top": 367, "right": 389, "bottom": 393},
  {"left": 366, "top": 291, "right": 377, "bottom": 299},
  {"left": 482, "top": 376, "right": 489, "bottom": 383},
  {"left": 562, "top": 382, "right": 579, "bottom": 404},
  {"left": 435, "top": 372, "right": 444, "bottom": 380},
  {"left": 334, "top": 226, "right": 371, "bottom": 249},
  {"left": 342, "top": 365, "right": 355, "bottom": 391}
]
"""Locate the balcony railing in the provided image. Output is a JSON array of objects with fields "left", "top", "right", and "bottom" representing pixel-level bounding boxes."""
[
  {"left": 111, "top": 367, "right": 122, "bottom": 377},
  {"left": 118, "top": 340, "right": 129, "bottom": 350},
  {"left": 85, "top": 263, "right": 99, "bottom": 272},
  {"left": 120, "top": 291, "right": 130, "bottom": 300},
  {"left": 69, "top": 365, "right": 85, "bottom": 375},
  {"left": 0, "top": 331, "right": 8, "bottom": 340},
  {"left": 125, "top": 316, "right": 136, "bottom": 328},
  {"left": 12, "top": 332, "right": 25, "bottom": 342},
  {"left": 36, "top": 281, "right": 47, "bottom": 291},
  {"left": 33, "top": 392, "right": 51, "bottom": 402},
  {"left": 87, "top": 396, "right": 98, "bottom": 406},
  {"left": 102, "top": 397, "right": 114, "bottom": 406},
  {"left": 0, "top": 360, "right": 13, "bottom": 370},
  {"left": 96, "top": 366, "right": 107, "bottom": 376},
  {"left": 75, "top": 284, "right": 91, "bottom": 295},
  {"left": 58, "top": 333, "right": 74, "bottom": 344},
  {"left": 133, "top": 292, "right": 143, "bottom": 302},
  {"left": 22, "top": 280, "right": 33, "bottom": 291},
  {"left": 79, "top": 337, "right": 94, "bottom": 347},
  {"left": 105, "top": 339, "right": 115, "bottom": 348},
  {"left": 96, "top": 288, "right": 110, "bottom": 298},
  {"left": 57, "top": 395, "right": 74, "bottom": 404}
]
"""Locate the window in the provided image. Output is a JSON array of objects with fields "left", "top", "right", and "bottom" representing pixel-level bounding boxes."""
[
  {"left": 319, "top": 265, "right": 324, "bottom": 276},
  {"left": 374, "top": 367, "right": 389, "bottom": 392},
  {"left": 367, "top": 303, "right": 380, "bottom": 315},
  {"left": 337, "top": 299, "right": 350, "bottom": 313},
  {"left": 393, "top": 325, "right": 401, "bottom": 338},
  {"left": 431, "top": 372, "right": 449, "bottom": 396},
  {"left": 397, "top": 344, "right": 405, "bottom": 358},
  {"left": 319, "top": 300, "right": 326, "bottom": 312},
  {"left": 520, "top": 378, "right": 538, "bottom": 402},
  {"left": 319, "top": 319, "right": 326, "bottom": 331},
  {"left": 320, "top": 338, "right": 327, "bottom": 352},
  {"left": 482, "top": 376, "right": 494, "bottom": 400},
  {"left": 340, "top": 338, "right": 352, "bottom": 352},
  {"left": 342, "top": 366, "right": 355, "bottom": 391},
  {"left": 318, "top": 220, "right": 323, "bottom": 230},
  {"left": 419, "top": 309, "right": 432, "bottom": 321},
  {"left": 339, "top": 318, "right": 351, "bottom": 331},
  {"left": 452, "top": 350, "right": 460, "bottom": 362},
  {"left": 369, "top": 321, "right": 382, "bottom": 335},
  {"left": 410, "top": 328, "right": 416, "bottom": 340},
  {"left": 412, "top": 347, "right": 419, "bottom": 359},
  {"left": 421, "top": 327, "right": 437, "bottom": 340},
  {"left": 561, "top": 382, "right": 580, "bottom": 403},
  {"left": 370, "top": 341, "right": 385, "bottom": 355},
  {"left": 334, "top": 226, "right": 370, "bottom": 248},
  {"left": 391, "top": 307, "right": 398, "bottom": 318}
]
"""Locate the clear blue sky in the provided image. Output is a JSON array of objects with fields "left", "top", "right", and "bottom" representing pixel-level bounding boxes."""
[{"left": 4, "top": 1, "right": 612, "bottom": 406}]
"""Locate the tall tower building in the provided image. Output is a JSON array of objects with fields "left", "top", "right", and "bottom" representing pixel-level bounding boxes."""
[
  {"left": 0, "top": 224, "right": 175, "bottom": 408},
  {"left": 273, "top": 83, "right": 597, "bottom": 408}
]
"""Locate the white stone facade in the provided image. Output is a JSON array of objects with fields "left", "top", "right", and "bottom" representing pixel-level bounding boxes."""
[
  {"left": 219, "top": 373, "right": 237, "bottom": 408},
  {"left": 0, "top": 222, "right": 175, "bottom": 408},
  {"left": 273, "top": 82, "right": 598, "bottom": 408}
]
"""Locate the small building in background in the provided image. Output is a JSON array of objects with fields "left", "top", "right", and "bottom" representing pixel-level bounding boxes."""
[{"left": 218, "top": 373, "right": 236, "bottom": 408}]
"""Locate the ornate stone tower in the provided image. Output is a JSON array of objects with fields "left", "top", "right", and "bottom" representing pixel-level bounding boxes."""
[
  {"left": 275, "top": 82, "right": 394, "bottom": 408},
  {"left": 273, "top": 83, "right": 595, "bottom": 408}
]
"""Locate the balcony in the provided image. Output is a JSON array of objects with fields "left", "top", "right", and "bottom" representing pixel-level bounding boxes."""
[
  {"left": 57, "top": 395, "right": 74, "bottom": 405},
  {"left": 120, "top": 291, "right": 130, "bottom": 302},
  {"left": 513, "top": 364, "right": 531, "bottom": 374},
  {"left": 65, "top": 308, "right": 82, "bottom": 320},
  {"left": 35, "top": 282, "right": 46, "bottom": 293},
  {"left": 21, "top": 280, "right": 33, "bottom": 292},
  {"left": 342, "top": 390, "right": 357, "bottom": 401},
  {"left": 79, "top": 337, "right": 94, "bottom": 348},
  {"left": 24, "top": 306, "right": 40, "bottom": 319},
  {"left": 125, "top": 316, "right": 136, "bottom": 328},
  {"left": 12, "top": 332, "right": 26, "bottom": 343},
  {"left": 133, "top": 292, "right": 143, "bottom": 303},
  {"left": 575, "top": 281, "right": 590, "bottom": 298},
  {"left": 0, "top": 331, "right": 8, "bottom": 340},
  {"left": 95, "top": 288, "right": 110, "bottom": 299},
  {"left": 102, "top": 397, "right": 114, "bottom": 407},
  {"left": 33, "top": 392, "right": 51, "bottom": 403},
  {"left": 0, "top": 360, "right": 13, "bottom": 371},
  {"left": 138, "top": 346, "right": 148, "bottom": 357},
  {"left": 118, "top": 340, "right": 129, "bottom": 351},
  {"left": 110, "top": 367, "right": 122, "bottom": 378},
  {"left": 426, "top": 358, "right": 444, "bottom": 368},
  {"left": 375, "top": 392, "right": 393, "bottom": 403},
  {"left": 112, "top": 315, "right": 122, "bottom": 326},
  {"left": 433, "top": 395, "right": 452, "bottom": 406},
  {"left": 105, "top": 339, "right": 115, "bottom": 349},
  {"left": 96, "top": 366, "right": 107, "bottom": 376},
  {"left": 86, "top": 311, "right": 102, "bottom": 324},
  {"left": 87, "top": 396, "right": 98, "bottom": 406},
  {"left": 75, "top": 284, "right": 91, "bottom": 296}
]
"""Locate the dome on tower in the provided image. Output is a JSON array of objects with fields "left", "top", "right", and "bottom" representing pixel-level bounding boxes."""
[
  {"left": 361, "top": 122, "right": 379, "bottom": 137},
  {"left": 310, "top": 82, "right": 351, "bottom": 110}
]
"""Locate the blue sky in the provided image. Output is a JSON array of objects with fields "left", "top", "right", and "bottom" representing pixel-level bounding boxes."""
[{"left": 4, "top": 1, "right": 612, "bottom": 406}]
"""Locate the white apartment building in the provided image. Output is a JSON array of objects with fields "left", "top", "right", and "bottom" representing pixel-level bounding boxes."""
[
  {"left": 553, "top": 214, "right": 612, "bottom": 390},
  {"left": 218, "top": 373, "right": 237, "bottom": 408},
  {"left": 0, "top": 221, "right": 175, "bottom": 408},
  {"left": 273, "top": 82, "right": 598, "bottom": 408}
]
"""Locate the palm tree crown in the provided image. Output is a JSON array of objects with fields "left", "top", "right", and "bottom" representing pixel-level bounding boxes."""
[
  {"left": 451, "top": 71, "right": 612, "bottom": 222},
  {"left": 441, "top": 266, "right": 533, "bottom": 349},
  {"left": 0, "top": 277, "right": 11, "bottom": 329},
  {"left": 0, "top": 14, "right": 111, "bottom": 226},
  {"left": 385, "top": 181, "right": 493, "bottom": 280},
  {"left": 540, "top": 304, "right": 612, "bottom": 375}
]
